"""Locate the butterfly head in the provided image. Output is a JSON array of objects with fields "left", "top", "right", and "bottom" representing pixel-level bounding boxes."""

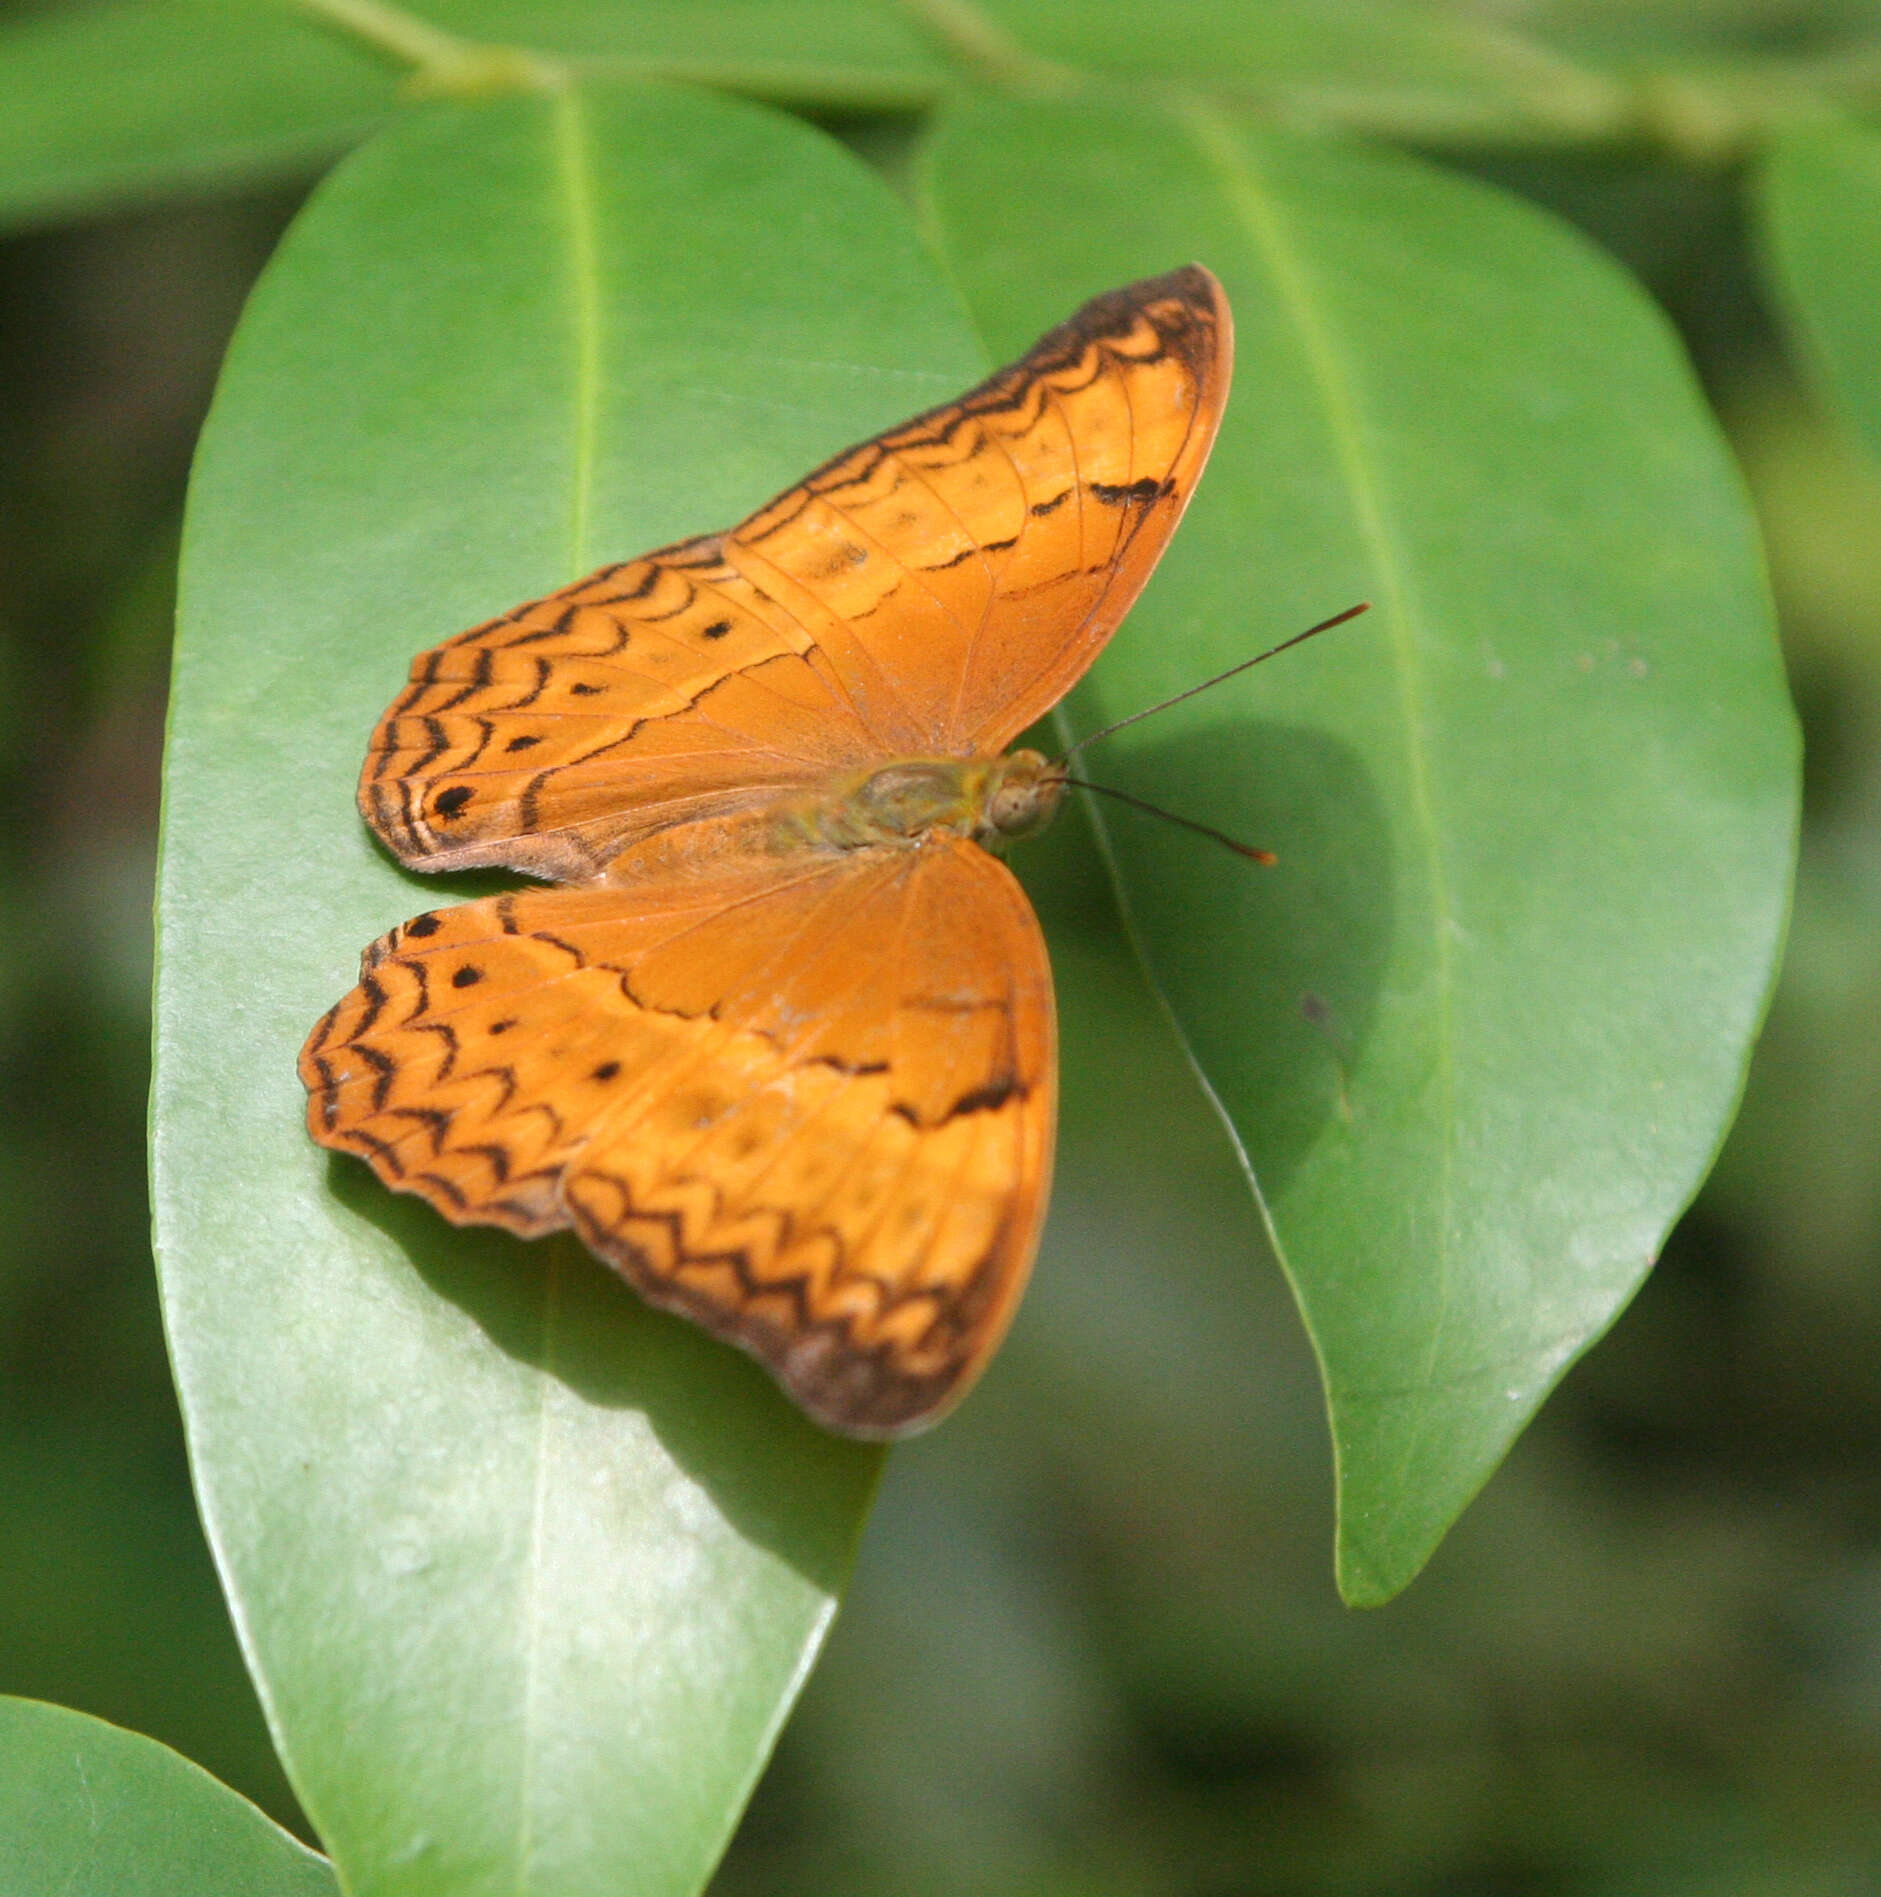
[{"left": 977, "top": 749, "right": 1066, "bottom": 847}]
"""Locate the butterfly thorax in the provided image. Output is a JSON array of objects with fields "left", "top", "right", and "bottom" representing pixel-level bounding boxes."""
[{"left": 787, "top": 749, "right": 1065, "bottom": 856}]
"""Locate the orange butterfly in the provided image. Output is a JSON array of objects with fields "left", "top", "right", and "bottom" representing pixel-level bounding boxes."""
[{"left": 301, "top": 265, "right": 1232, "bottom": 1436}]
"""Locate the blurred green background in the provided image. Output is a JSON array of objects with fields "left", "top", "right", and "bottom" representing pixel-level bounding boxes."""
[{"left": 5, "top": 4, "right": 1881, "bottom": 1892}]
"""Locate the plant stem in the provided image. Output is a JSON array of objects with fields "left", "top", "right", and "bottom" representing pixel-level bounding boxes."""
[
  {"left": 894, "top": 0, "right": 1079, "bottom": 96},
  {"left": 293, "top": 0, "right": 566, "bottom": 96}
]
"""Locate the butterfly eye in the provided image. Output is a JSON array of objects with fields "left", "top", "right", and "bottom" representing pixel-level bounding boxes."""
[
  {"left": 987, "top": 778, "right": 1048, "bottom": 839},
  {"left": 980, "top": 751, "right": 1063, "bottom": 843}
]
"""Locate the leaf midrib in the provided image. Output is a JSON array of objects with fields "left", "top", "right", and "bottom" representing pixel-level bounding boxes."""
[
  {"left": 509, "top": 85, "right": 603, "bottom": 1896},
  {"left": 1180, "top": 102, "right": 1460, "bottom": 1564}
]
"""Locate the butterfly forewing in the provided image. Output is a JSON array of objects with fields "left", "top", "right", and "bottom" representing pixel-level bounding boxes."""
[
  {"left": 302, "top": 838, "right": 1053, "bottom": 1434},
  {"left": 732, "top": 267, "right": 1232, "bottom": 755},
  {"left": 358, "top": 266, "right": 1230, "bottom": 881},
  {"left": 359, "top": 537, "right": 883, "bottom": 880}
]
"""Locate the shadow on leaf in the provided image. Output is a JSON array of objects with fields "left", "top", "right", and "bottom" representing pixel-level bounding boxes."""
[
  {"left": 1094, "top": 715, "right": 1394, "bottom": 1202},
  {"left": 325, "top": 1151, "right": 880, "bottom": 1596}
]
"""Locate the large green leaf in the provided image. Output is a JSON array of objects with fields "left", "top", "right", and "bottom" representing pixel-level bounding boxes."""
[
  {"left": 921, "top": 99, "right": 1796, "bottom": 1603},
  {"left": 1759, "top": 121, "right": 1881, "bottom": 467},
  {"left": 157, "top": 81, "right": 985, "bottom": 1897},
  {"left": 0, "top": 1696, "right": 335, "bottom": 1897},
  {"left": 0, "top": 0, "right": 944, "bottom": 233}
]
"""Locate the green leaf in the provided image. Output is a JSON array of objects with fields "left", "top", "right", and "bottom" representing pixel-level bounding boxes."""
[
  {"left": 0, "top": 1696, "right": 335, "bottom": 1896},
  {"left": 921, "top": 99, "right": 1796, "bottom": 1603},
  {"left": 1759, "top": 121, "right": 1881, "bottom": 468},
  {"left": 0, "top": 0, "right": 944, "bottom": 234},
  {"left": 0, "top": 0, "right": 395, "bottom": 233},
  {"left": 157, "top": 82, "right": 984, "bottom": 1896}
]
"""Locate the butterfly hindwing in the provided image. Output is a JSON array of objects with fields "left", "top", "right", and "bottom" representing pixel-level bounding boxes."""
[{"left": 301, "top": 836, "right": 1054, "bottom": 1434}]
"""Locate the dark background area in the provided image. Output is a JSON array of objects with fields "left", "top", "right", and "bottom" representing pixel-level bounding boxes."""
[{"left": 3, "top": 87, "right": 1880, "bottom": 1897}]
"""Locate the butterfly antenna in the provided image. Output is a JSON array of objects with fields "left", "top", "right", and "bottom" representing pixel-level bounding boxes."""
[
  {"left": 1057, "top": 601, "right": 1370, "bottom": 763},
  {"left": 1054, "top": 776, "right": 1277, "bottom": 865}
]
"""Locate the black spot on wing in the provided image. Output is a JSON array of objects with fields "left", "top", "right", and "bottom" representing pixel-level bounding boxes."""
[
  {"left": 946, "top": 1076, "right": 1021, "bottom": 1117},
  {"left": 885, "top": 1073, "right": 1026, "bottom": 1128},
  {"left": 1089, "top": 476, "right": 1170, "bottom": 507}
]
